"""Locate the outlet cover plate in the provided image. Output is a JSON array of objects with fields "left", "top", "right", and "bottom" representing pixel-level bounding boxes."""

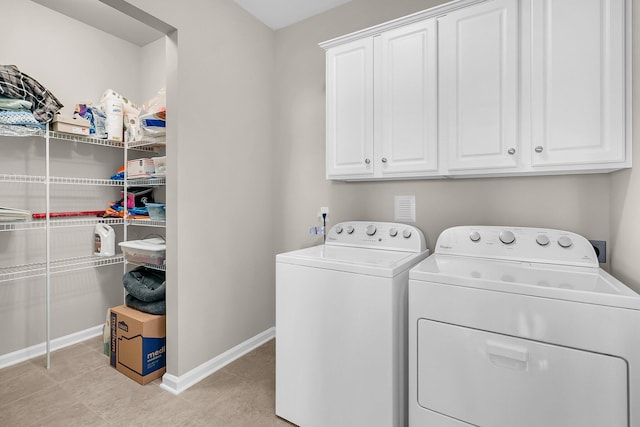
[{"left": 589, "top": 240, "right": 606, "bottom": 263}]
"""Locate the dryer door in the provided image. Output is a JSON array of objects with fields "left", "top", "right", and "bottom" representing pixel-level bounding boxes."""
[{"left": 417, "top": 319, "right": 628, "bottom": 427}]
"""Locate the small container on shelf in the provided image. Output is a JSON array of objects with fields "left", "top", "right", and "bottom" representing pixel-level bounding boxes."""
[
  {"left": 119, "top": 238, "right": 165, "bottom": 266},
  {"left": 52, "top": 114, "right": 91, "bottom": 136},
  {"left": 152, "top": 156, "right": 166, "bottom": 177},
  {"left": 127, "top": 158, "right": 155, "bottom": 178},
  {"left": 145, "top": 203, "right": 166, "bottom": 221}
]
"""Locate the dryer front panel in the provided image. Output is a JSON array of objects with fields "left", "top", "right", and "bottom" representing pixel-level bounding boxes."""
[{"left": 416, "top": 319, "right": 628, "bottom": 427}]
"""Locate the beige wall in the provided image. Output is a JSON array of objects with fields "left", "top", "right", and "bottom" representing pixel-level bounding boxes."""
[
  {"left": 610, "top": 1, "right": 639, "bottom": 291},
  {"left": 129, "top": 0, "right": 277, "bottom": 376},
  {"left": 274, "top": 0, "right": 614, "bottom": 274}
]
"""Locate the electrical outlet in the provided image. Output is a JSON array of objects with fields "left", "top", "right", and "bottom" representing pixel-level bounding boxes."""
[
  {"left": 318, "top": 206, "right": 329, "bottom": 222},
  {"left": 589, "top": 240, "right": 606, "bottom": 263}
]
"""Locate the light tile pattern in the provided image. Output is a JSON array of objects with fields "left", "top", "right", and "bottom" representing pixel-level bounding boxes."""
[{"left": 0, "top": 338, "right": 294, "bottom": 426}]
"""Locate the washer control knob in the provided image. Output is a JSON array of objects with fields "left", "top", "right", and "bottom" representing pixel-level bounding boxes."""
[
  {"left": 366, "top": 225, "right": 377, "bottom": 236},
  {"left": 389, "top": 228, "right": 398, "bottom": 237},
  {"left": 536, "top": 234, "right": 550, "bottom": 246},
  {"left": 402, "top": 229, "right": 412, "bottom": 239},
  {"left": 558, "top": 236, "right": 573, "bottom": 248},
  {"left": 499, "top": 230, "right": 516, "bottom": 245},
  {"left": 335, "top": 225, "right": 343, "bottom": 234},
  {"left": 469, "top": 231, "right": 481, "bottom": 242},
  {"left": 346, "top": 225, "right": 355, "bottom": 234}
]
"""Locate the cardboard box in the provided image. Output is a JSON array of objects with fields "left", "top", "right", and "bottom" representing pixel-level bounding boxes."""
[
  {"left": 127, "top": 158, "right": 155, "bottom": 178},
  {"left": 52, "top": 115, "right": 91, "bottom": 136},
  {"left": 109, "top": 305, "right": 166, "bottom": 385}
]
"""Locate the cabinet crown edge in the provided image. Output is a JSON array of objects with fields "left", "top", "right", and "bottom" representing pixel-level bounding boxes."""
[{"left": 319, "top": 0, "right": 486, "bottom": 50}]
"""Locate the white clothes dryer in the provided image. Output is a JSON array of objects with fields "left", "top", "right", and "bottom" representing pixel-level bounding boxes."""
[
  {"left": 276, "top": 221, "right": 428, "bottom": 427},
  {"left": 408, "top": 226, "right": 640, "bottom": 427}
]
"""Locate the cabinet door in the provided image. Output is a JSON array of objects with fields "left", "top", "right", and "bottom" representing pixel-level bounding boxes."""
[
  {"left": 376, "top": 19, "right": 438, "bottom": 177},
  {"left": 325, "top": 38, "right": 374, "bottom": 179},
  {"left": 530, "top": 0, "right": 627, "bottom": 167},
  {"left": 439, "top": 0, "right": 519, "bottom": 172}
]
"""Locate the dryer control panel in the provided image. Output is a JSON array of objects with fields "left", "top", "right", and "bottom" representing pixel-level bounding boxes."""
[
  {"left": 326, "top": 221, "right": 426, "bottom": 253},
  {"left": 436, "top": 226, "right": 598, "bottom": 267}
]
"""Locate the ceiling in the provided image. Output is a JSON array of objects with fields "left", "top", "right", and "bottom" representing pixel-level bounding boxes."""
[
  {"left": 30, "top": 0, "right": 351, "bottom": 46},
  {"left": 232, "top": 0, "right": 352, "bottom": 30}
]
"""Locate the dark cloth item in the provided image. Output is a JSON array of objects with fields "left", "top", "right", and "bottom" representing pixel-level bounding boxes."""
[
  {"left": 0, "top": 65, "right": 63, "bottom": 123},
  {"left": 125, "top": 293, "right": 165, "bottom": 315},
  {"left": 123, "top": 266, "right": 165, "bottom": 302}
]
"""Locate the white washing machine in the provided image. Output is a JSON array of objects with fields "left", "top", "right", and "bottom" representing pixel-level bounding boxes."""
[
  {"left": 276, "top": 221, "right": 428, "bottom": 427},
  {"left": 408, "top": 226, "right": 640, "bottom": 427}
]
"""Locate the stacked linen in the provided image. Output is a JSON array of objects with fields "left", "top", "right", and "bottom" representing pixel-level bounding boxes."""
[
  {"left": 0, "top": 65, "right": 63, "bottom": 128},
  {"left": 0, "top": 107, "right": 44, "bottom": 136},
  {"left": 0, "top": 95, "right": 44, "bottom": 136}
]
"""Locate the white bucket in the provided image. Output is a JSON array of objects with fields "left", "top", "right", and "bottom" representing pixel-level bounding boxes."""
[{"left": 94, "top": 223, "right": 115, "bottom": 256}]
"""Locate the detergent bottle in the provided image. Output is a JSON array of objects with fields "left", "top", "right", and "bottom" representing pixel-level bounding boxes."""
[{"left": 94, "top": 223, "right": 115, "bottom": 256}]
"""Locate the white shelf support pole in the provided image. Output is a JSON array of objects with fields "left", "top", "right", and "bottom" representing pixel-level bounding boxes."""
[{"left": 45, "top": 123, "right": 51, "bottom": 369}]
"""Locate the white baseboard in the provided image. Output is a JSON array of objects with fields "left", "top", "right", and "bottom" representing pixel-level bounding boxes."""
[
  {"left": 160, "top": 327, "right": 276, "bottom": 395},
  {"left": 0, "top": 324, "right": 104, "bottom": 369}
]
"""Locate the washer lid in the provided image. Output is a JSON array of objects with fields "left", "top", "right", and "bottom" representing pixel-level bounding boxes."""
[
  {"left": 410, "top": 254, "right": 640, "bottom": 310},
  {"left": 277, "top": 244, "right": 429, "bottom": 277}
]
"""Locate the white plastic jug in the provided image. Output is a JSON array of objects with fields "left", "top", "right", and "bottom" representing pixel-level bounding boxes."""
[{"left": 94, "top": 223, "right": 115, "bottom": 256}]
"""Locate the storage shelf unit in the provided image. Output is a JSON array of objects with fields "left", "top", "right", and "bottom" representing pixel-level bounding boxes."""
[
  {"left": 0, "top": 125, "right": 165, "bottom": 368},
  {"left": 0, "top": 255, "right": 124, "bottom": 283},
  {"left": 126, "top": 218, "right": 166, "bottom": 227},
  {"left": 0, "top": 174, "right": 126, "bottom": 186},
  {"left": 46, "top": 129, "right": 159, "bottom": 152},
  {"left": 143, "top": 263, "right": 166, "bottom": 271},
  {"left": 0, "top": 173, "right": 46, "bottom": 184},
  {"left": 0, "top": 217, "right": 124, "bottom": 232},
  {"left": 127, "top": 177, "right": 166, "bottom": 186}
]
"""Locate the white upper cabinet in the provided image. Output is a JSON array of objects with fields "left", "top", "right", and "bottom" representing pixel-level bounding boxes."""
[
  {"left": 439, "top": 0, "right": 519, "bottom": 174},
  {"left": 529, "top": 0, "right": 628, "bottom": 169},
  {"left": 376, "top": 19, "right": 439, "bottom": 177},
  {"left": 325, "top": 38, "right": 374, "bottom": 178},
  {"left": 324, "top": 20, "right": 438, "bottom": 180},
  {"left": 321, "top": 0, "right": 630, "bottom": 180}
]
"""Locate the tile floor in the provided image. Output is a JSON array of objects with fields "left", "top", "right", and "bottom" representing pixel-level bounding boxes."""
[{"left": 0, "top": 337, "right": 294, "bottom": 426}]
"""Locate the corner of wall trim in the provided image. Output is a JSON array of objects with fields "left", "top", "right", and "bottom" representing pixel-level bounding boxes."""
[
  {"left": 0, "top": 324, "right": 104, "bottom": 369},
  {"left": 160, "top": 327, "right": 276, "bottom": 395}
]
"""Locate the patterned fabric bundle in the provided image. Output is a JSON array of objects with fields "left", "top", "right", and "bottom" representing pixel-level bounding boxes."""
[
  {"left": 0, "top": 65, "right": 63, "bottom": 123},
  {"left": 0, "top": 110, "right": 44, "bottom": 128}
]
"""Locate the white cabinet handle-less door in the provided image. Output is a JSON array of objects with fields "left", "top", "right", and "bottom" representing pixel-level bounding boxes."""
[
  {"left": 439, "top": 0, "right": 519, "bottom": 173},
  {"left": 530, "top": 0, "right": 627, "bottom": 167},
  {"left": 325, "top": 38, "right": 374, "bottom": 178}
]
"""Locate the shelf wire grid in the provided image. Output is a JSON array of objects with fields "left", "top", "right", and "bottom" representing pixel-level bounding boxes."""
[{"left": 0, "top": 255, "right": 125, "bottom": 283}]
